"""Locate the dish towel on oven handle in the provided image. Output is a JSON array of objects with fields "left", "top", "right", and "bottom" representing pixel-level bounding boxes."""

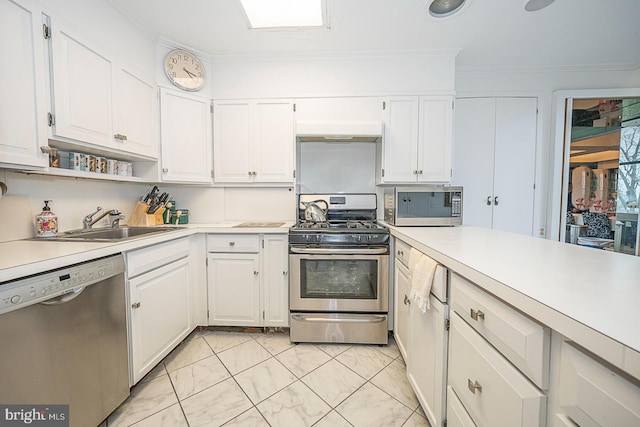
[{"left": 408, "top": 248, "right": 438, "bottom": 313}]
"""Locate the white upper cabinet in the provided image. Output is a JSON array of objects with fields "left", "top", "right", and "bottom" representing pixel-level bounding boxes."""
[
  {"left": 0, "top": 0, "right": 48, "bottom": 168},
  {"left": 46, "top": 15, "right": 157, "bottom": 159},
  {"left": 381, "top": 96, "right": 453, "bottom": 183},
  {"left": 213, "top": 99, "right": 294, "bottom": 184},
  {"left": 160, "top": 88, "right": 212, "bottom": 183},
  {"left": 452, "top": 97, "right": 538, "bottom": 236}
]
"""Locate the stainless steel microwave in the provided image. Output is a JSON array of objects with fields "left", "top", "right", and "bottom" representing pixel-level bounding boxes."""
[{"left": 384, "top": 186, "right": 463, "bottom": 226}]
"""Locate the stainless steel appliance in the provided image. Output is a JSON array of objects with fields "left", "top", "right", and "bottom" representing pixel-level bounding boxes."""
[
  {"left": 289, "top": 193, "right": 390, "bottom": 344},
  {"left": 384, "top": 185, "right": 463, "bottom": 226},
  {"left": 0, "top": 255, "right": 129, "bottom": 427}
]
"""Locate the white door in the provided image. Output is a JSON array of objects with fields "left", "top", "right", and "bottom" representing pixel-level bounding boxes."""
[
  {"left": 418, "top": 96, "right": 453, "bottom": 182},
  {"left": 383, "top": 97, "right": 420, "bottom": 183},
  {"left": 452, "top": 98, "right": 496, "bottom": 229},
  {"left": 115, "top": 68, "right": 156, "bottom": 158},
  {"left": 50, "top": 22, "right": 115, "bottom": 148},
  {"left": 207, "top": 253, "right": 260, "bottom": 326},
  {"left": 160, "top": 89, "right": 212, "bottom": 183},
  {"left": 252, "top": 100, "right": 295, "bottom": 183},
  {"left": 394, "top": 261, "right": 411, "bottom": 362},
  {"left": 213, "top": 101, "right": 252, "bottom": 183},
  {"left": 0, "top": 0, "right": 48, "bottom": 168},
  {"left": 262, "top": 235, "right": 289, "bottom": 327},
  {"left": 492, "top": 97, "right": 537, "bottom": 235},
  {"left": 407, "top": 295, "right": 448, "bottom": 427},
  {"left": 129, "top": 258, "right": 191, "bottom": 384}
]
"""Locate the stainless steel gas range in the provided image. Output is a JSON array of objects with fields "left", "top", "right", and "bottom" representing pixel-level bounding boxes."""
[{"left": 289, "top": 193, "right": 390, "bottom": 345}]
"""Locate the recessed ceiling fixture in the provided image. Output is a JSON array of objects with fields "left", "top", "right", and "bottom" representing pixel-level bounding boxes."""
[
  {"left": 524, "top": 0, "right": 555, "bottom": 12},
  {"left": 238, "top": 0, "right": 327, "bottom": 29},
  {"left": 428, "top": 0, "right": 467, "bottom": 18}
]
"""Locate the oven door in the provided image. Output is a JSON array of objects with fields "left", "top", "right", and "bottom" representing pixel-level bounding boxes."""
[{"left": 289, "top": 247, "right": 389, "bottom": 313}]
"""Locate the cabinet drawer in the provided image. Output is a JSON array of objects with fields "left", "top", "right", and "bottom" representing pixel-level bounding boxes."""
[
  {"left": 207, "top": 234, "right": 259, "bottom": 253},
  {"left": 449, "top": 314, "right": 546, "bottom": 427},
  {"left": 447, "top": 386, "right": 477, "bottom": 427},
  {"left": 395, "top": 239, "right": 411, "bottom": 266},
  {"left": 126, "top": 237, "right": 189, "bottom": 279},
  {"left": 557, "top": 340, "right": 640, "bottom": 426},
  {"left": 451, "top": 273, "right": 550, "bottom": 389}
]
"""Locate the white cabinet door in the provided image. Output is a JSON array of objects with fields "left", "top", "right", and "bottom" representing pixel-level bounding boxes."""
[
  {"left": 253, "top": 100, "right": 294, "bottom": 183},
  {"left": 0, "top": 0, "right": 48, "bottom": 168},
  {"left": 49, "top": 21, "right": 115, "bottom": 149},
  {"left": 453, "top": 97, "right": 537, "bottom": 236},
  {"left": 213, "top": 101, "right": 251, "bottom": 183},
  {"left": 407, "top": 295, "right": 448, "bottom": 427},
  {"left": 262, "top": 235, "right": 289, "bottom": 327},
  {"left": 213, "top": 99, "right": 294, "bottom": 184},
  {"left": 418, "top": 96, "right": 453, "bottom": 182},
  {"left": 382, "top": 96, "right": 453, "bottom": 183},
  {"left": 394, "top": 260, "right": 411, "bottom": 362},
  {"left": 207, "top": 253, "right": 261, "bottom": 326},
  {"left": 114, "top": 68, "right": 157, "bottom": 158},
  {"left": 160, "top": 88, "right": 212, "bottom": 183},
  {"left": 129, "top": 257, "right": 191, "bottom": 384},
  {"left": 382, "top": 97, "right": 420, "bottom": 183}
]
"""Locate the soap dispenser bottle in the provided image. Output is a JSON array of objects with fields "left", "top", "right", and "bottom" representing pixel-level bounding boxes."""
[{"left": 36, "top": 200, "right": 58, "bottom": 238}]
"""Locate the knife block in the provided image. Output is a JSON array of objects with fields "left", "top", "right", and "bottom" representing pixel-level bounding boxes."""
[{"left": 128, "top": 201, "right": 165, "bottom": 226}]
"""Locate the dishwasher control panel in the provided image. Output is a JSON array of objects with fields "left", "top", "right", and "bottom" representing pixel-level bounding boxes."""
[{"left": 0, "top": 255, "right": 123, "bottom": 315}]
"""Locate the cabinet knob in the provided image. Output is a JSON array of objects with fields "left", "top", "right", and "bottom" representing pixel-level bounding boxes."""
[
  {"left": 486, "top": 196, "right": 492, "bottom": 206},
  {"left": 254, "top": 270, "right": 259, "bottom": 275},
  {"left": 229, "top": 241, "right": 235, "bottom": 246},
  {"left": 162, "top": 168, "right": 169, "bottom": 173},
  {"left": 417, "top": 170, "right": 423, "bottom": 175},
  {"left": 470, "top": 308, "right": 485, "bottom": 321},
  {"left": 467, "top": 379, "right": 482, "bottom": 394},
  {"left": 283, "top": 271, "right": 288, "bottom": 276},
  {"left": 131, "top": 302, "right": 141, "bottom": 309},
  {"left": 404, "top": 295, "right": 410, "bottom": 305},
  {"left": 494, "top": 196, "right": 499, "bottom": 206},
  {"left": 248, "top": 171, "right": 252, "bottom": 176},
  {"left": 413, "top": 170, "right": 418, "bottom": 175}
]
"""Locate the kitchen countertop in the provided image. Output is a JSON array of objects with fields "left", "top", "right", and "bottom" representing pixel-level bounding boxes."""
[
  {"left": 0, "top": 222, "right": 293, "bottom": 283},
  {"left": 387, "top": 225, "right": 640, "bottom": 373}
]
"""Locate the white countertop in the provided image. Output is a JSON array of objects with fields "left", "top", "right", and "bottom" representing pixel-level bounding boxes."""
[
  {"left": 387, "top": 225, "right": 640, "bottom": 361},
  {"left": 0, "top": 222, "right": 293, "bottom": 283}
]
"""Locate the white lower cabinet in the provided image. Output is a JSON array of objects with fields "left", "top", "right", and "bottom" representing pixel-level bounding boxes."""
[
  {"left": 555, "top": 340, "right": 640, "bottom": 426},
  {"left": 447, "top": 386, "right": 477, "bottom": 427},
  {"left": 393, "top": 239, "right": 448, "bottom": 427},
  {"left": 449, "top": 313, "right": 546, "bottom": 426},
  {"left": 207, "top": 234, "right": 288, "bottom": 327},
  {"left": 126, "top": 238, "right": 192, "bottom": 385}
]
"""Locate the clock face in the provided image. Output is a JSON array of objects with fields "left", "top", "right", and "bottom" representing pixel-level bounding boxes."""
[{"left": 164, "top": 49, "right": 206, "bottom": 91}]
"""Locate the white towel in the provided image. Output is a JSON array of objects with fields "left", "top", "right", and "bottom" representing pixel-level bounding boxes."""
[{"left": 408, "top": 248, "right": 438, "bottom": 313}]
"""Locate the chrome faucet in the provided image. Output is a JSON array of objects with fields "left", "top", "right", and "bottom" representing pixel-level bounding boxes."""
[{"left": 83, "top": 207, "right": 125, "bottom": 229}]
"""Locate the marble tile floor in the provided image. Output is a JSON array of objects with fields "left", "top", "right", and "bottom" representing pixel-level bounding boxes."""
[{"left": 106, "top": 329, "right": 430, "bottom": 427}]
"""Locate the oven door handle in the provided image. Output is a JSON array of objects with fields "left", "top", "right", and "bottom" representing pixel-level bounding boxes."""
[
  {"left": 289, "top": 247, "right": 388, "bottom": 255},
  {"left": 291, "top": 314, "right": 387, "bottom": 323}
]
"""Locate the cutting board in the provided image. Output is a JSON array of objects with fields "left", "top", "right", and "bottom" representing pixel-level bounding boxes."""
[{"left": 0, "top": 196, "right": 34, "bottom": 242}]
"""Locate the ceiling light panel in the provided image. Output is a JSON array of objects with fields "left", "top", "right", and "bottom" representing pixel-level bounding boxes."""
[{"left": 239, "top": 0, "right": 327, "bottom": 29}]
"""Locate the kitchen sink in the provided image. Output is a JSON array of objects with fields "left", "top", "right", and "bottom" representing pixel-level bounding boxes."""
[{"left": 37, "top": 226, "right": 181, "bottom": 242}]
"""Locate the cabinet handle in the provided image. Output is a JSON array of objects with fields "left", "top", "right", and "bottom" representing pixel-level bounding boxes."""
[
  {"left": 404, "top": 295, "right": 410, "bottom": 305},
  {"left": 494, "top": 196, "right": 499, "bottom": 206},
  {"left": 470, "top": 308, "right": 485, "bottom": 321},
  {"left": 229, "top": 241, "right": 235, "bottom": 246},
  {"left": 162, "top": 168, "right": 169, "bottom": 173},
  {"left": 418, "top": 170, "right": 423, "bottom": 175},
  {"left": 131, "top": 302, "right": 141, "bottom": 309},
  {"left": 486, "top": 196, "right": 492, "bottom": 206},
  {"left": 397, "top": 250, "right": 403, "bottom": 256},
  {"left": 283, "top": 271, "right": 288, "bottom": 276},
  {"left": 254, "top": 270, "right": 259, "bottom": 275},
  {"left": 248, "top": 171, "right": 252, "bottom": 176},
  {"left": 467, "top": 379, "right": 482, "bottom": 394},
  {"left": 413, "top": 170, "right": 418, "bottom": 175}
]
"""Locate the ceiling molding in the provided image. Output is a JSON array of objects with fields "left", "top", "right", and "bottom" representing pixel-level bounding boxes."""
[{"left": 457, "top": 62, "right": 640, "bottom": 75}]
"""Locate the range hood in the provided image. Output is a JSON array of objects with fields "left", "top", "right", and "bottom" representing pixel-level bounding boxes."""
[{"left": 296, "top": 120, "right": 383, "bottom": 142}]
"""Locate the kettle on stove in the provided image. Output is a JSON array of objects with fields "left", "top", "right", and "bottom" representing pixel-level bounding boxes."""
[{"left": 302, "top": 200, "right": 329, "bottom": 222}]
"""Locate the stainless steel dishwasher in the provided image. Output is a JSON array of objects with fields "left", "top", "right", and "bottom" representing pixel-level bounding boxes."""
[{"left": 0, "top": 254, "right": 129, "bottom": 427}]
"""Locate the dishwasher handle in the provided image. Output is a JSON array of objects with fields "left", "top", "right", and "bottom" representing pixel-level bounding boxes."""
[{"left": 39, "top": 287, "right": 86, "bottom": 306}]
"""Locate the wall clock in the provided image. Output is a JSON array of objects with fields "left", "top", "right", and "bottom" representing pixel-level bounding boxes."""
[{"left": 164, "top": 49, "right": 206, "bottom": 91}]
